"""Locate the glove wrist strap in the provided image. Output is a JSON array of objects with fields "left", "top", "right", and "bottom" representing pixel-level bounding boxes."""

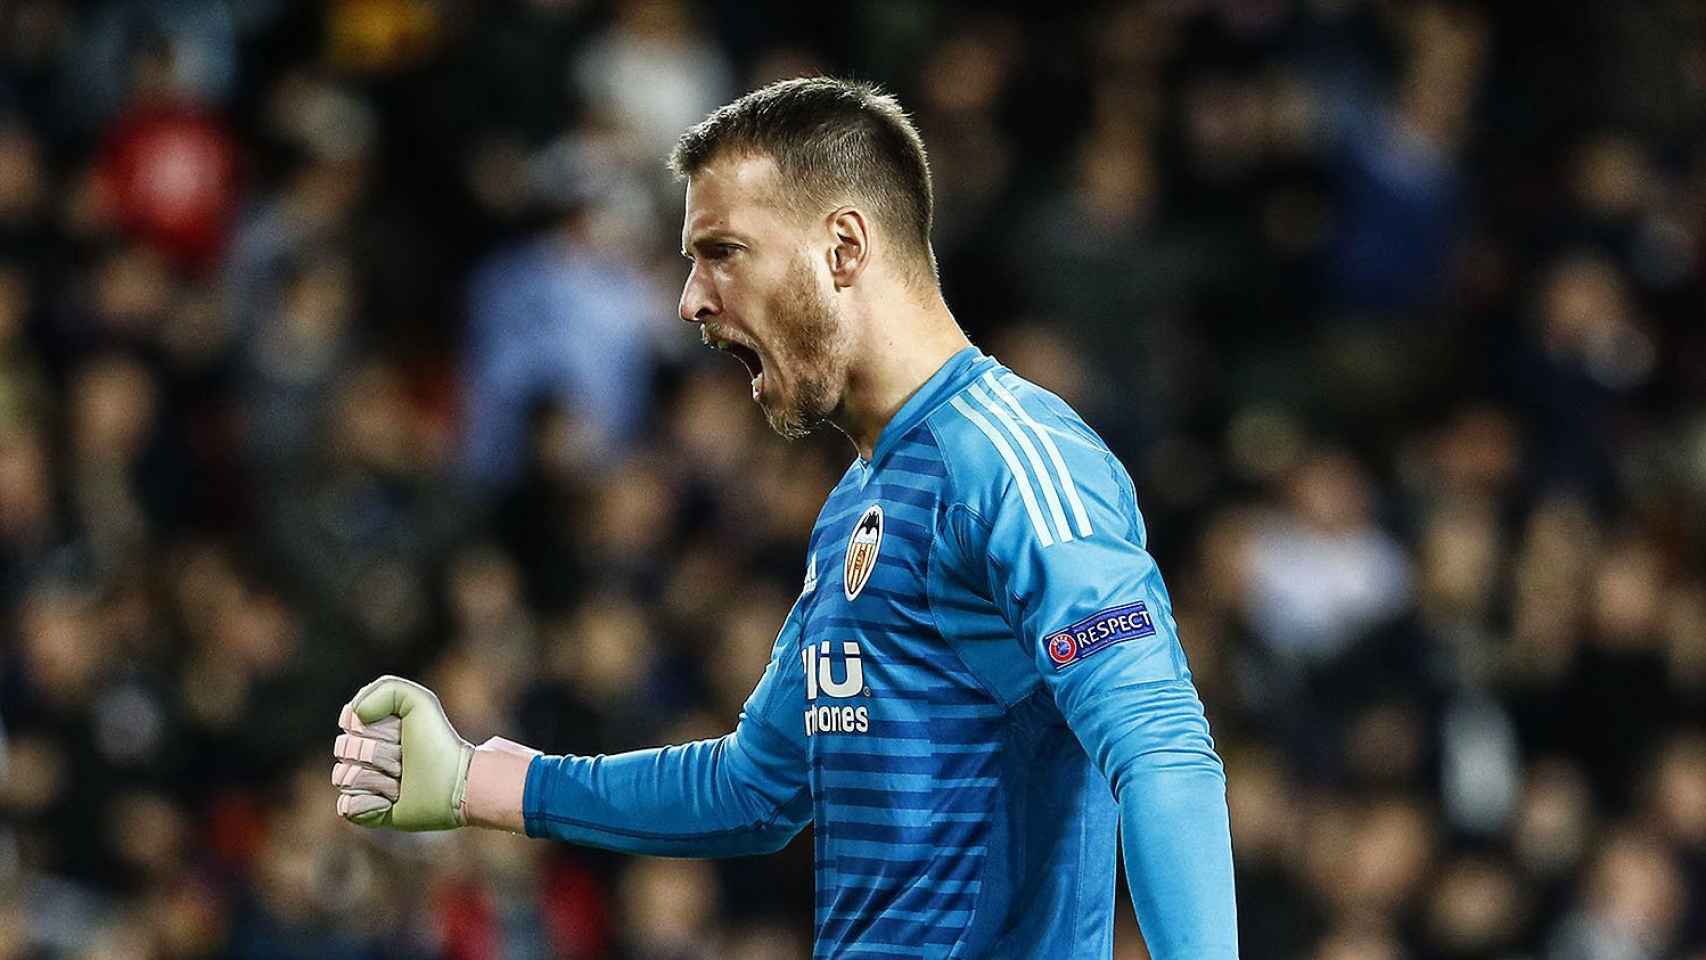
[{"left": 459, "top": 737, "right": 540, "bottom": 833}]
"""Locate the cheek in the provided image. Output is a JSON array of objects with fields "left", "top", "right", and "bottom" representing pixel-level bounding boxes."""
[{"left": 726, "top": 274, "right": 773, "bottom": 322}]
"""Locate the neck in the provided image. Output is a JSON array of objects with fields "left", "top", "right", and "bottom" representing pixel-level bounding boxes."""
[{"left": 834, "top": 294, "right": 970, "bottom": 460}]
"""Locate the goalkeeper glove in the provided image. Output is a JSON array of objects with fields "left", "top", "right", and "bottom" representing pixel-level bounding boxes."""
[
  {"left": 332, "top": 675, "right": 539, "bottom": 833},
  {"left": 332, "top": 675, "right": 474, "bottom": 831}
]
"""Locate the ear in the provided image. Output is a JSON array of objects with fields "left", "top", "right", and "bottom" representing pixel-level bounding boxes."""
[{"left": 825, "top": 207, "right": 871, "bottom": 289}]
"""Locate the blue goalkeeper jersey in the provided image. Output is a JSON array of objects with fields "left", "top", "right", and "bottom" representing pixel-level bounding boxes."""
[{"left": 520, "top": 348, "right": 1237, "bottom": 959}]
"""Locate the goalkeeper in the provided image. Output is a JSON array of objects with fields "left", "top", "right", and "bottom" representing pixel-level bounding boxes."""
[{"left": 333, "top": 77, "right": 1237, "bottom": 959}]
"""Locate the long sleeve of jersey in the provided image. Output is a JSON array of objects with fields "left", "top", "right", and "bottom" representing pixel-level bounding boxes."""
[
  {"left": 520, "top": 602, "right": 813, "bottom": 857},
  {"left": 938, "top": 386, "right": 1239, "bottom": 959}
]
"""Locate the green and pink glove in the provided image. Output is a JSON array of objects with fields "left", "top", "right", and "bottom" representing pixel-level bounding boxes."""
[{"left": 331, "top": 675, "right": 537, "bottom": 833}]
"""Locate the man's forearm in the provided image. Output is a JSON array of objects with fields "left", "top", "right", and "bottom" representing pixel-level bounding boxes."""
[
  {"left": 521, "top": 716, "right": 812, "bottom": 857},
  {"left": 1063, "top": 676, "right": 1238, "bottom": 958},
  {"left": 1118, "top": 753, "right": 1238, "bottom": 958}
]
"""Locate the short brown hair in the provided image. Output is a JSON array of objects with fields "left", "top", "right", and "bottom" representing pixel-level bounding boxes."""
[{"left": 669, "top": 77, "right": 937, "bottom": 284}]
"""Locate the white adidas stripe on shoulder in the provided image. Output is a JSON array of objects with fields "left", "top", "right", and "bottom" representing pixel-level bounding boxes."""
[
  {"left": 966, "top": 383, "right": 1073, "bottom": 543},
  {"left": 948, "top": 394, "right": 1055, "bottom": 547},
  {"left": 984, "top": 372, "right": 1093, "bottom": 538}
]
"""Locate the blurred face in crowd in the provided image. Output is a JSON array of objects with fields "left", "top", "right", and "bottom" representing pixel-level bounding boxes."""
[
  {"left": 1585, "top": 831, "right": 1686, "bottom": 946},
  {"left": 679, "top": 152, "right": 853, "bottom": 439}
]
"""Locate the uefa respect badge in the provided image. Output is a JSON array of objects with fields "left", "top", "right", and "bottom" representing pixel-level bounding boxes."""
[{"left": 1043, "top": 601, "right": 1156, "bottom": 669}]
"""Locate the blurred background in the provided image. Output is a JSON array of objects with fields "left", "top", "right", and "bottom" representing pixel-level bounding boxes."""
[{"left": 0, "top": 0, "right": 1702, "bottom": 958}]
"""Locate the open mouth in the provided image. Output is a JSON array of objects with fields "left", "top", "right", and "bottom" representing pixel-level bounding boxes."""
[{"left": 704, "top": 330, "right": 766, "bottom": 398}]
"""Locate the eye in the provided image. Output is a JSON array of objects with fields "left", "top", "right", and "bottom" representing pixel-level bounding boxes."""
[{"left": 684, "top": 241, "right": 744, "bottom": 266}]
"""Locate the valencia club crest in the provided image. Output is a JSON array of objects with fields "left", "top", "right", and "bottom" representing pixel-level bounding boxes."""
[{"left": 844, "top": 504, "right": 884, "bottom": 601}]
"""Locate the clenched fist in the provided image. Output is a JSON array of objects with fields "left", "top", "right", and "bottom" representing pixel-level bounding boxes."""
[
  {"left": 332, "top": 675, "right": 474, "bottom": 831},
  {"left": 332, "top": 675, "right": 540, "bottom": 833}
]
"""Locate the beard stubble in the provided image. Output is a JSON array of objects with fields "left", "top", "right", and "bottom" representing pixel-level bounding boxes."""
[{"left": 762, "top": 258, "right": 849, "bottom": 440}]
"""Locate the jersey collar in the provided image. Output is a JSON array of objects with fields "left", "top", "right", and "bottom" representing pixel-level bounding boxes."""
[{"left": 864, "top": 345, "right": 994, "bottom": 468}]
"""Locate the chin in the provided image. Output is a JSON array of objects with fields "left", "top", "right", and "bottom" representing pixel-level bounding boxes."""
[
  {"left": 760, "top": 395, "right": 818, "bottom": 441},
  {"left": 762, "top": 406, "right": 807, "bottom": 440}
]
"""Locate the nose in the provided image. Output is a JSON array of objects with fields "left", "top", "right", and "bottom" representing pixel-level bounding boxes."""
[{"left": 679, "top": 262, "right": 719, "bottom": 325}]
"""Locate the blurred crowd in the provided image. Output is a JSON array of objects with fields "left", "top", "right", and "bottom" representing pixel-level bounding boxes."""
[{"left": 0, "top": 1, "right": 1703, "bottom": 958}]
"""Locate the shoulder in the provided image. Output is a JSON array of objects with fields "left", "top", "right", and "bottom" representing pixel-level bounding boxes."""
[{"left": 927, "top": 367, "right": 1122, "bottom": 507}]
